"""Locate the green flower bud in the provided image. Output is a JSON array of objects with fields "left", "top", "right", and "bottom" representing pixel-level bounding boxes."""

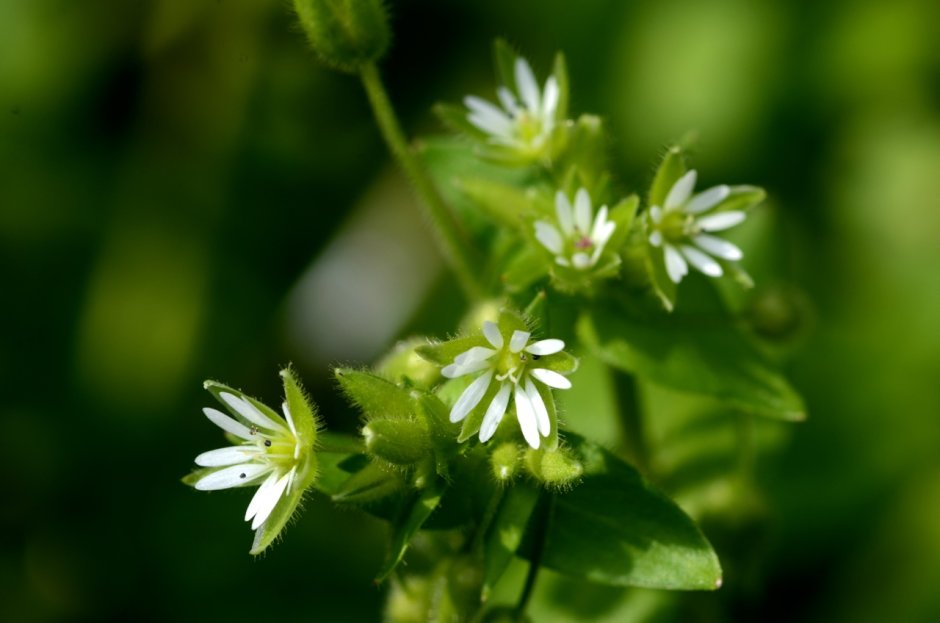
[
  {"left": 490, "top": 442, "right": 520, "bottom": 482},
  {"left": 376, "top": 338, "right": 442, "bottom": 390},
  {"left": 363, "top": 417, "right": 430, "bottom": 466},
  {"left": 292, "top": 0, "right": 390, "bottom": 73},
  {"left": 524, "top": 446, "right": 583, "bottom": 488}
]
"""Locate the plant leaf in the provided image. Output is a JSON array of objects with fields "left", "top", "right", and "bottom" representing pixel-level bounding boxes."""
[
  {"left": 376, "top": 479, "right": 446, "bottom": 581},
  {"left": 334, "top": 368, "right": 416, "bottom": 420},
  {"left": 482, "top": 484, "right": 541, "bottom": 601}
]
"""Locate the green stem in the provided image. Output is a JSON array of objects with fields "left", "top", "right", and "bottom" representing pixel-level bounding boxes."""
[
  {"left": 514, "top": 493, "right": 553, "bottom": 621},
  {"left": 359, "top": 62, "right": 483, "bottom": 301},
  {"left": 611, "top": 368, "right": 651, "bottom": 476}
]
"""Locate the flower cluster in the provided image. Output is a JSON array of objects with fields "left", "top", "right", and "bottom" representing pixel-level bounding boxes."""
[{"left": 535, "top": 188, "right": 616, "bottom": 271}]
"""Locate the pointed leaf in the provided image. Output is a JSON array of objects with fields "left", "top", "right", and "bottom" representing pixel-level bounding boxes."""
[
  {"left": 334, "top": 368, "right": 416, "bottom": 420},
  {"left": 376, "top": 479, "right": 446, "bottom": 581},
  {"left": 483, "top": 484, "right": 541, "bottom": 601}
]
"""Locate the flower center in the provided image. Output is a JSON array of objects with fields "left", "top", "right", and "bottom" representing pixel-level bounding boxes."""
[
  {"left": 514, "top": 111, "right": 545, "bottom": 145},
  {"left": 658, "top": 210, "right": 693, "bottom": 244},
  {"left": 574, "top": 234, "right": 594, "bottom": 250},
  {"left": 495, "top": 347, "right": 529, "bottom": 384}
]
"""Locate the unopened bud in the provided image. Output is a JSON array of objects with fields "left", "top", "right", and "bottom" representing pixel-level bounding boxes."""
[
  {"left": 490, "top": 442, "right": 520, "bottom": 482},
  {"left": 363, "top": 418, "right": 430, "bottom": 466},
  {"left": 293, "top": 0, "right": 390, "bottom": 73},
  {"left": 524, "top": 446, "right": 583, "bottom": 487}
]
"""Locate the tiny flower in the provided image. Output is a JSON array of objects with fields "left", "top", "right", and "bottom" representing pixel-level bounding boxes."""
[
  {"left": 535, "top": 188, "right": 616, "bottom": 270},
  {"left": 464, "top": 56, "right": 560, "bottom": 156},
  {"left": 647, "top": 170, "right": 747, "bottom": 284},
  {"left": 441, "top": 320, "right": 573, "bottom": 450}
]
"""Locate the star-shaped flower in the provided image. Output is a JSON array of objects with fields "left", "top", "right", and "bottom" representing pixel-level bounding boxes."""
[
  {"left": 647, "top": 170, "right": 747, "bottom": 284},
  {"left": 441, "top": 319, "right": 573, "bottom": 450},
  {"left": 535, "top": 188, "right": 616, "bottom": 270},
  {"left": 464, "top": 56, "right": 560, "bottom": 156}
]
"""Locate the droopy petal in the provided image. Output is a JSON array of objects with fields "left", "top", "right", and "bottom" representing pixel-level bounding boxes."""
[{"left": 514, "top": 384, "right": 540, "bottom": 449}]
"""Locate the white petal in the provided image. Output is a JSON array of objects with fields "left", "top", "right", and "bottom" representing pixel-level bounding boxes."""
[
  {"left": 573, "top": 188, "right": 592, "bottom": 233},
  {"left": 468, "top": 112, "right": 512, "bottom": 138},
  {"left": 555, "top": 256, "right": 571, "bottom": 267},
  {"left": 514, "top": 384, "right": 540, "bottom": 449},
  {"left": 442, "top": 358, "right": 492, "bottom": 379},
  {"left": 194, "top": 463, "right": 270, "bottom": 491},
  {"left": 665, "top": 170, "right": 697, "bottom": 209},
  {"left": 449, "top": 370, "right": 494, "bottom": 423},
  {"left": 496, "top": 86, "right": 519, "bottom": 114},
  {"left": 509, "top": 330, "right": 531, "bottom": 353},
  {"left": 455, "top": 346, "right": 497, "bottom": 365},
  {"left": 482, "top": 320, "right": 504, "bottom": 349},
  {"left": 250, "top": 471, "right": 292, "bottom": 530},
  {"left": 525, "top": 378, "right": 551, "bottom": 437},
  {"left": 571, "top": 252, "right": 592, "bottom": 270},
  {"left": 542, "top": 76, "right": 559, "bottom": 119},
  {"left": 664, "top": 244, "right": 688, "bottom": 283},
  {"left": 535, "top": 221, "right": 564, "bottom": 254},
  {"left": 195, "top": 446, "right": 260, "bottom": 467},
  {"left": 597, "top": 220, "right": 617, "bottom": 247},
  {"left": 220, "top": 392, "right": 286, "bottom": 433},
  {"left": 555, "top": 191, "right": 574, "bottom": 235},
  {"left": 530, "top": 368, "right": 572, "bottom": 390},
  {"left": 525, "top": 339, "right": 564, "bottom": 356},
  {"left": 696, "top": 211, "right": 746, "bottom": 232},
  {"left": 465, "top": 96, "right": 513, "bottom": 136},
  {"left": 244, "top": 472, "right": 279, "bottom": 521},
  {"left": 649, "top": 205, "right": 663, "bottom": 224},
  {"left": 479, "top": 382, "right": 512, "bottom": 443},
  {"left": 591, "top": 205, "right": 610, "bottom": 241},
  {"left": 686, "top": 185, "right": 730, "bottom": 214},
  {"left": 514, "top": 57, "right": 540, "bottom": 112},
  {"left": 281, "top": 401, "right": 298, "bottom": 440},
  {"left": 680, "top": 245, "right": 723, "bottom": 278},
  {"left": 693, "top": 234, "right": 743, "bottom": 261},
  {"left": 648, "top": 230, "right": 663, "bottom": 247},
  {"left": 203, "top": 407, "right": 254, "bottom": 440}
]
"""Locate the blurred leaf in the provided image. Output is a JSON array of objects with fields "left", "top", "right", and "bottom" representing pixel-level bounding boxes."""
[
  {"left": 483, "top": 484, "right": 540, "bottom": 601},
  {"left": 648, "top": 146, "right": 686, "bottom": 208},
  {"left": 534, "top": 434, "right": 722, "bottom": 590},
  {"left": 332, "top": 461, "right": 403, "bottom": 504},
  {"left": 376, "top": 480, "right": 446, "bottom": 581}
]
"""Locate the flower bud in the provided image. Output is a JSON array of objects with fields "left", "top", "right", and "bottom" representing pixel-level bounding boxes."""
[
  {"left": 363, "top": 417, "right": 430, "bottom": 466},
  {"left": 490, "top": 442, "right": 520, "bottom": 482},
  {"left": 524, "top": 446, "right": 583, "bottom": 488},
  {"left": 376, "top": 338, "right": 442, "bottom": 390},
  {"left": 292, "top": 0, "right": 390, "bottom": 73}
]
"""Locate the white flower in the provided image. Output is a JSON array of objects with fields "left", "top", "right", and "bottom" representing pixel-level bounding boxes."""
[
  {"left": 464, "top": 56, "right": 559, "bottom": 155},
  {"left": 442, "top": 321, "right": 572, "bottom": 450},
  {"left": 535, "top": 188, "right": 616, "bottom": 270},
  {"left": 193, "top": 392, "right": 303, "bottom": 530},
  {"left": 647, "top": 170, "right": 746, "bottom": 284}
]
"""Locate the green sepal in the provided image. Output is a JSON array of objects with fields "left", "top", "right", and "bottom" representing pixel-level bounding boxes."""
[
  {"left": 363, "top": 417, "right": 431, "bottom": 466},
  {"left": 203, "top": 379, "right": 286, "bottom": 432},
  {"left": 528, "top": 434, "right": 723, "bottom": 590},
  {"left": 416, "top": 336, "right": 486, "bottom": 367},
  {"left": 375, "top": 479, "right": 446, "bottom": 582},
  {"left": 532, "top": 350, "right": 578, "bottom": 375},
  {"left": 713, "top": 184, "right": 766, "bottom": 214},
  {"left": 648, "top": 146, "right": 686, "bottom": 208},
  {"left": 250, "top": 451, "right": 317, "bottom": 555},
  {"left": 607, "top": 194, "right": 640, "bottom": 251},
  {"left": 552, "top": 51, "right": 569, "bottom": 122},
  {"left": 332, "top": 461, "right": 404, "bottom": 504},
  {"left": 334, "top": 367, "right": 416, "bottom": 420},
  {"left": 433, "top": 102, "right": 490, "bottom": 141},
  {"left": 482, "top": 483, "right": 540, "bottom": 601},
  {"left": 292, "top": 0, "right": 390, "bottom": 73},
  {"left": 280, "top": 366, "right": 319, "bottom": 447},
  {"left": 556, "top": 115, "right": 609, "bottom": 194},
  {"left": 493, "top": 38, "right": 518, "bottom": 94}
]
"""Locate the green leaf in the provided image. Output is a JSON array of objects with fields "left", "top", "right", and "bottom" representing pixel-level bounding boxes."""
[
  {"left": 483, "top": 484, "right": 541, "bottom": 601},
  {"left": 376, "top": 479, "right": 446, "bottom": 581},
  {"left": 578, "top": 305, "right": 806, "bottom": 421},
  {"left": 334, "top": 368, "right": 416, "bottom": 420},
  {"left": 454, "top": 176, "right": 534, "bottom": 229},
  {"left": 332, "top": 461, "right": 403, "bottom": 504},
  {"left": 503, "top": 245, "right": 550, "bottom": 294},
  {"left": 648, "top": 146, "right": 686, "bottom": 208},
  {"left": 534, "top": 434, "right": 723, "bottom": 590}
]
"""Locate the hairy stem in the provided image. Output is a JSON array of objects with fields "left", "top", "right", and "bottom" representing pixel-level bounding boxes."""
[{"left": 359, "top": 62, "right": 483, "bottom": 301}]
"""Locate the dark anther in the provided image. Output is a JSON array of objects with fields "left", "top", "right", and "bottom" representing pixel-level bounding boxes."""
[
  {"left": 264, "top": 440, "right": 272, "bottom": 447},
  {"left": 239, "top": 473, "right": 246, "bottom": 479},
  {"left": 532, "top": 354, "right": 541, "bottom": 360}
]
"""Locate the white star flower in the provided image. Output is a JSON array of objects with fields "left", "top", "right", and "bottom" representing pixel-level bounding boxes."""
[
  {"left": 535, "top": 188, "right": 616, "bottom": 270},
  {"left": 647, "top": 169, "right": 746, "bottom": 284},
  {"left": 193, "top": 392, "right": 304, "bottom": 530},
  {"left": 441, "top": 320, "right": 572, "bottom": 450},
  {"left": 464, "top": 56, "right": 560, "bottom": 155}
]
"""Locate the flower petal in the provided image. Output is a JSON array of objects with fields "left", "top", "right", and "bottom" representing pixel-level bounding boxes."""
[
  {"left": 514, "top": 57, "right": 540, "bottom": 112},
  {"left": 574, "top": 188, "right": 592, "bottom": 233},
  {"left": 530, "top": 368, "right": 572, "bottom": 390},
  {"left": 693, "top": 234, "right": 743, "bottom": 261},
  {"left": 250, "top": 471, "right": 292, "bottom": 530},
  {"left": 465, "top": 96, "right": 513, "bottom": 136},
  {"left": 535, "top": 221, "right": 564, "bottom": 254},
  {"left": 442, "top": 358, "right": 492, "bottom": 379},
  {"left": 195, "top": 463, "right": 270, "bottom": 491},
  {"left": 479, "top": 382, "right": 512, "bottom": 443},
  {"left": 555, "top": 191, "right": 574, "bottom": 235},
  {"left": 244, "top": 472, "right": 279, "bottom": 521},
  {"left": 648, "top": 230, "right": 663, "bottom": 247},
  {"left": 455, "top": 346, "right": 497, "bottom": 366},
  {"left": 696, "top": 211, "right": 746, "bottom": 232},
  {"left": 220, "top": 392, "right": 287, "bottom": 433},
  {"left": 203, "top": 407, "right": 254, "bottom": 440},
  {"left": 514, "top": 384, "right": 540, "bottom": 449},
  {"left": 591, "top": 205, "right": 610, "bottom": 241},
  {"left": 664, "top": 243, "right": 688, "bottom": 284},
  {"left": 195, "top": 446, "right": 261, "bottom": 467},
  {"left": 525, "top": 377, "right": 551, "bottom": 437},
  {"left": 665, "top": 170, "right": 697, "bottom": 210},
  {"left": 680, "top": 245, "right": 723, "bottom": 278},
  {"left": 449, "top": 370, "right": 494, "bottom": 423},
  {"left": 483, "top": 320, "right": 504, "bottom": 349},
  {"left": 542, "top": 75, "right": 559, "bottom": 119},
  {"left": 509, "top": 330, "right": 531, "bottom": 353},
  {"left": 525, "top": 339, "right": 564, "bottom": 356},
  {"left": 649, "top": 205, "right": 663, "bottom": 224},
  {"left": 686, "top": 184, "right": 730, "bottom": 214},
  {"left": 572, "top": 252, "right": 592, "bottom": 270},
  {"left": 497, "top": 86, "right": 519, "bottom": 114}
]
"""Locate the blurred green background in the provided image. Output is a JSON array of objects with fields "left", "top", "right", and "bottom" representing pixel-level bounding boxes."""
[{"left": 3, "top": 0, "right": 940, "bottom": 621}]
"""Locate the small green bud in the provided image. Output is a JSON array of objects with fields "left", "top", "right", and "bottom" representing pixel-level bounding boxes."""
[
  {"left": 363, "top": 418, "right": 430, "bottom": 466},
  {"left": 292, "top": 0, "right": 390, "bottom": 73},
  {"left": 490, "top": 442, "right": 520, "bottom": 482},
  {"left": 376, "top": 338, "right": 442, "bottom": 390},
  {"left": 524, "top": 446, "right": 583, "bottom": 488}
]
